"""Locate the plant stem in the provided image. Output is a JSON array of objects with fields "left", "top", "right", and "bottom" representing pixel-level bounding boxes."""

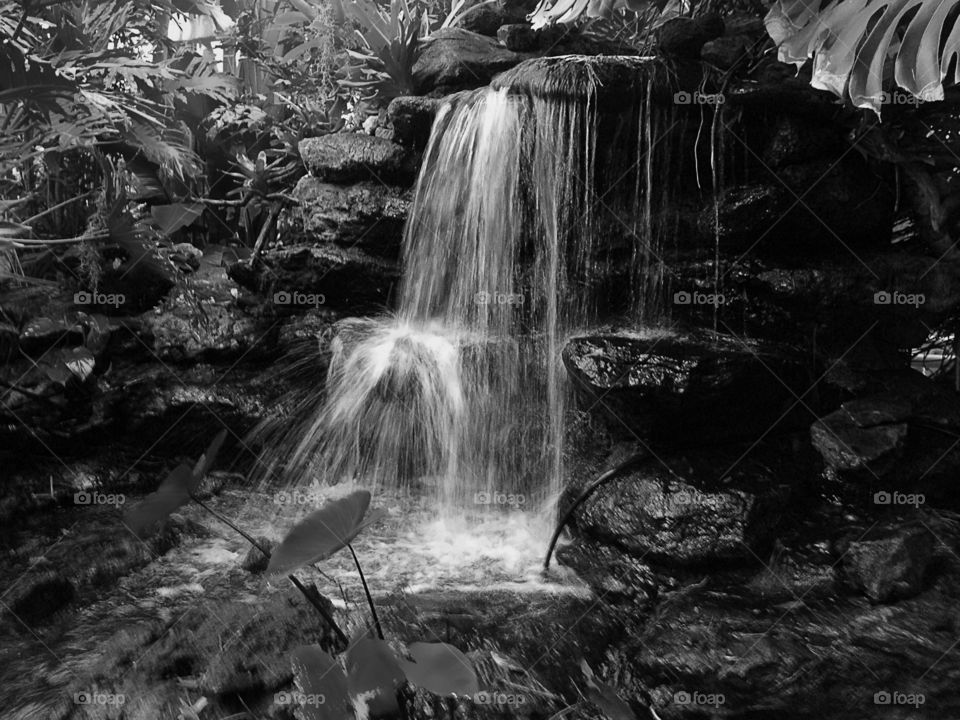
[
  {"left": 190, "top": 495, "right": 349, "bottom": 645},
  {"left": 543, "top": 451, "right": 649, "bottom": 570},
  {"left": 348, "top": 542, "right": 383, "bottom": 640}
]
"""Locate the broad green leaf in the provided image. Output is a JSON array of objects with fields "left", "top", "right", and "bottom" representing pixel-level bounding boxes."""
[
  {"left": 122, "top": 463, "right": 196, "bottom": 538},
  {"left": 291, "top": 645, "right": 352, "bottom": 720},
  {"left": 267, "top": 490, "right": 379, "bottom": 577},
  {"left": 345, "top": 638, "right": 405, "bottom": 717},
  {"left": 150, "top": 203, "right": 205, "bottom": 235},
  {"left": 396, "top": 642, "right": 479, "bottom": 697}
]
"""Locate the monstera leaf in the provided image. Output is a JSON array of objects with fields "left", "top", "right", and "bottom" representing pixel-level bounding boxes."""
[{"left": 766, "top": 0, "right": 960, "bottom": 116}]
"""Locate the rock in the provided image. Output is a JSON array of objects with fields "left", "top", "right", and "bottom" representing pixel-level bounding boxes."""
[
  {"left": 19, "top": 316, "right": 84, "bottom": 356},
  {"left": 498, "top": 23, "right": 537, "bottom": 51},
  {"left": 240, "top": 537, "right": 275, "bottom": 573},
  {"left": 387, "top": 95, "right": 443, "bottom": 148},
  {"left": 762, "top": 114, "right": 845, "bottom": 168},
  {"left": 747, "top": 544, "right": 838, "bottom": 601},
  {"left": 656, "top": 13, "right": 724, "bottom": 58},
  {"left": 228, "top": 244, "right": 400, "bottom": 311},
  {"left": 700, "top": 34, "right": 752, "bottom": 70},
  {"left": 413, "top": 28, "right": 534, "bottom": 93},
  {"left": 810, "top": 402, "right": 909, "bottom": 475},
  {"left": 567, "top": 451, "right": 796, "bottom": 567},
  {"left": 842, "top": 524, "right": 935, "bottom": 602},
  {"left": 299, "top": 133, "right": 418, "bottom": 184},
  {"left": 703, "top": 157, "right": 895, "bottom": 257},
  {"left": 284, "top": 177, "right": 410, "bottom": 258},
  {"left": 562, "top": 330, "right": 812, "bottom": 444},
  {"left": 493, "top": 55, "right": 668, "bottom": 110},
  {"left": 9, "top": 572, "right": 76, "bottom": 624}
]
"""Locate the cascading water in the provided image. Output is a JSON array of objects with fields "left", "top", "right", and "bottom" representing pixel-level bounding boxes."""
[{"left": 259, "top": 57, "right": 681, "bottom": 578}]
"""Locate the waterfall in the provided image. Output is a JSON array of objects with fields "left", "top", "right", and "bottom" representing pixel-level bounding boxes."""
[{"left": 272, "top": 56, "right": 679, "bottom": 523}]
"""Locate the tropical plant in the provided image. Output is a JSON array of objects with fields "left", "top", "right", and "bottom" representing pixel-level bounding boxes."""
[
  {"left": 765, "top": 0, "right": 960, "bottom": 117},
  {"left": 526, "top": 0, "right": 681, "bottom": 32},
  {"left": 339, "top": 0, "right": 428, "bottom": 103}
]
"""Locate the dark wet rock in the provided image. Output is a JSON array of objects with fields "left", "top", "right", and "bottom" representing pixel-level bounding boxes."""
[
  {"left": 746, "top": 543, "right": 838, "bottom": 602},
  {"left": 240, "top": 536, "right": 275, "bottom": 573},
  {"left": 414, "top": 28, "right": 534, "bottom": 93},
  {"left": 616, "top": 573, "right": 960, "bottom": 719},
  {"left": 762, "top": 114, "right": 845, "bottom": 168},
  {"left": 18, "top": 315, "right": 84, "bottom": 356},
  {"left": 656, "top": 13, "right": 724, "bottom": 58},
  {"left": 703, "top": 159, "right": 895, "bottom": 257},
  {"left": 498, "top": 23, "right": 537, "bottom": 51},
  {"left": 283, "top": 177, "right": 410, "bottom": 258},
  {"left": 387, "top": 95, "right": 443, "bottom": 148},
  {"left": 492, "top": 55, "right": 666, "bottom": 111},
  {"left": 563, "top": 330, "right": 812, "bottom": 444},
  {"left": 9, "top": 572, "right": 76, "bottom": 624},
  {"left": 567, "top": 452, "right": 797, "bottom": 567},
  {"left": 555, "top": 537, "right": 660, "bottom": 604},
  {"left": 841, "top": 524, "right": 936, "bottom": 603},
  {"left": 700, "top": 34, "right": 751, "bottom": 70},
  {"left": 811, "top": 402, "right": 909, "bottom": 475},
  {"left": 228, "top": 244, "right": 399, "bottom": 311},
  {"left": 299, "top": 133, "right": 418, "bottom": 185}
]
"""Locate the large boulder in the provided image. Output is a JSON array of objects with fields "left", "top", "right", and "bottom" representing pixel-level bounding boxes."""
[
  {"left": 228, "top": 244, "right": 399, "bottom": 311},
  {"left": 299, "top": 133, "right": 418, "bottom": 184},
  {"left": 413, "top": 28, "right": 535, "bottom": 94},
  {"left": 841, "top": 524, "right": 936, "bottom": 603},
  {"left": 283, "top": 177, "right": 410, "bottom": 258},
  {"left": 565, "top": 446, "right": 805, "bottom": 567},
  {"left": 563, "top": 330, "right": 812, "bottom": 444}
]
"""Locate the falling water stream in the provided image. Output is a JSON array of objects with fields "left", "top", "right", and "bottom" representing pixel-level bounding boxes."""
[{"left": 260, "top": 57, "right": 681, "bottom": 588}]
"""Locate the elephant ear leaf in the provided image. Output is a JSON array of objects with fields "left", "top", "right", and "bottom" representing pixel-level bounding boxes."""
[
  {"left": 123, "top": 430, "right": 229, "bottom": 539},
  {"left": 396, "top": 642, "right": 479, "bottom": 697},
  {"left": 345, "top": 638, "right": 406, "bottom": 716},
  {"left": 267, "top": 491, "right": 383, "bottom": 577},
  {"left": 290, "top": 645, "right": 352, "bottom": 720},
  {"left": 122, "top": 463, "right": 195, "bottom": 539}
]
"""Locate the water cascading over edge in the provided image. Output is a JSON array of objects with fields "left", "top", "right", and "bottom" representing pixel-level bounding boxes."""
[{"left": 281, "top": 57, "right": 681, "bottom": 522}]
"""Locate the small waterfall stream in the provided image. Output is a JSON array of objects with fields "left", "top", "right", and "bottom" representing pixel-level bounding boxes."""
[{"left": 272, "top": 57, "right": 681, "bottom": 545}]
